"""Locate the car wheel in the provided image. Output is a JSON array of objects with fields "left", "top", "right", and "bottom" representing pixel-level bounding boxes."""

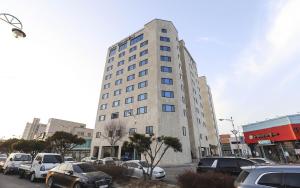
[
  {"left": 47, "top": 176, "right": 54, "bottom": 188},
  {"left": 73, "top": 182, "right": 81, "bottom": 188},
  {"left": 30, "top": 172, "right": 36, "bottom": 182}
]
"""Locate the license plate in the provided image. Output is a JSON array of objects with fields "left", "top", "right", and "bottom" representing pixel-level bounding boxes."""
[{"left": 99, "top": 185, "right": 108, "bottom": 188}]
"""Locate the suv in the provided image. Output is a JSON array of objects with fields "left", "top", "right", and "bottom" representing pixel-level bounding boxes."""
[
  {"left": 197, "top": 157, "right": 257, "bottom": 176},
  {"left": 3, "top": 153, "right": 32, "bottom": 174},
  {"left": 235, "top": 165, "right": 300, "bottom": 188}
]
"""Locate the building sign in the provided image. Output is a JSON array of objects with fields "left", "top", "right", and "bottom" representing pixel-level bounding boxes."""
[{"left": 258, "top": 140, "right": 271, "bottom": 145}]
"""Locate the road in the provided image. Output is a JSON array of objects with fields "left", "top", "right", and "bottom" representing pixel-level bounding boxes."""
[{"left": 0, "top": 173, "right": 46, "bottom": 188}]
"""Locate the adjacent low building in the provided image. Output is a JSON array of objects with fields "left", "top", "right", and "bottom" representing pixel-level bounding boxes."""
[
  {"left": 243, "top": 114, "right": 300, "bottom": 162},
  {"left": 22, "top": 118, "right": 46, "bottom": 140},
  {"left": 219, "top": 134, "right": 251, "bottom": 157}
]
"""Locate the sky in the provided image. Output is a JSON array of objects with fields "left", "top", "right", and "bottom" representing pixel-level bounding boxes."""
[{"left": 0, "top": 0, "right": 300, "bottom": 139}]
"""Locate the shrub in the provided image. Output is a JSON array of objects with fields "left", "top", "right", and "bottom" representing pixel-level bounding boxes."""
[
  {"left": 96, "top": 165, "right": 130, "bottom": 182},
  {"left": 177, "top": 171, "right": 235, "bottom": 188}
]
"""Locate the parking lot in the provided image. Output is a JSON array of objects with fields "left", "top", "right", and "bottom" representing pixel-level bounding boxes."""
[{"left": 0, "top": 173, "right": 46, "bottom": 188}]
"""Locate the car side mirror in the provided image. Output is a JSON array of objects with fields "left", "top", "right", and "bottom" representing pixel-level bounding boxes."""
[{"left": 67, "top": 170, "right": 73, "bottom": 175}]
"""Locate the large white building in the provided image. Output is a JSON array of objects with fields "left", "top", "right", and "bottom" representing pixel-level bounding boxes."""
[
  {"left": 91, "top": 19, "right": 219, "bottom": 165},
  {"left": 22, "top": 118, "right": 47, "bottom": 140}
]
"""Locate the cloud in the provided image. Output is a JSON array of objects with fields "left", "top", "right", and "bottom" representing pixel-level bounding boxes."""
[{"left": 196, "top": 36, "right": 226, "bottom": 46}]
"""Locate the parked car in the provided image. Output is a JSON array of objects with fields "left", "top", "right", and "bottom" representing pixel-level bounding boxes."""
[
  {"left": 197, "top": 157, "right": 257, "bottom": 176},
  {"left": 18, "top": 153, "right": 63, "bottom": 182},
  {"left": 96, "top": 157, "right": 121, "bottom": 166},
  {"left": 81, "top": 156, "right": 97, "bottom": 163},
  {"left": 234, "top": 165, "right": 300, "bottom": 188},
  {"left": 3, "top": 153, "right": 32, "bottom": 175},
  {"left": 121, "top": 160, "right": 166, "bottom": 180},
  {"left": 64, "top": 156, "right": 76, "bottom": 163},
  {"left": 46, "top": 162, "right": 112, "bottom": 188},
  {"left": 248, "top": 157, "right": 275, "bottom": 165},
  {"left": 0, "top": 156, "right": 7, "bottom": 171}
]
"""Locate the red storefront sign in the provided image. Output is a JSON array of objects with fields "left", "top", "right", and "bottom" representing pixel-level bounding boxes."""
[{"left": 244, "top": 124, "right": 300, "bottom": 144}]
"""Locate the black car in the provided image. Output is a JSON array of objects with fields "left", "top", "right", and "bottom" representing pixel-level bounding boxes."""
[
  {"left": 46, "top": 162, "right": 112, "bottom": 188},
  {"left": 197, "top": 157, "right": 257, "bottom": 176}
]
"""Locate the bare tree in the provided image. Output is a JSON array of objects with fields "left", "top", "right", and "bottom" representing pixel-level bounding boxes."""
[{"left": 102, "top": 121, "right": 126, "bottom": 157}]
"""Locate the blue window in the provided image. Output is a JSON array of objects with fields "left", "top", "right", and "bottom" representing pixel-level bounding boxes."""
[
  {"left": 161, "top": 29, "right": 167, "bottom": 33},
  {"left": 107, "top": 57, "right": 114, "bottom": 63},
  {"left": 99, "top": 115, "right": 105, "bottom": 121},
  {"left": 160, "top": 36, "right": 170, "bottom": 42},
  {"left": 106, "top": 65, "right": 113, "bottom": 71},
  {"left": 130, "top": 34, "right": 144, "bottom": 45},
  {"left": 103, "top": 83, "right": 110, "bottom": 89},
  {"left": 161, "top": 78, "right": 173, "bottom": 85},
  {"left": 112, "top": 100, "right": 120, "bottom": 107},
  {"left": 162, "top": 104, "right": 175, "bottom": 112},
  {"left": 118, "top": 51, "right": 125, "bottom": 58},
  {"left": 138, "top": 93, "right": 147, "bottom": 101},
  {"left": 140, "top": 40, "right": 148, "bottom": 47},
  {"left": 139, "top": 69, "right": 148, "bottom": 77},
  {"left": 115, "top": 79, "right": 122, "bottom": 85},
  {"left": 109, "top": 47, "right": 116, "bottom": 57},
  {"left": 125, "top": 97, "right": 134, "bottom": 104},
  {"left": 161, "top": 66, "right": 172, "bottom": 73},
  {"left": 140, "top": 49, "right": 148, "bottom": 56},
  {"left": 160, "top": 56, "right": 171, "bottom": 62},
  {"left": 128, "top": 64, "right": 136, "bottom": 71},
  {"left": 138, "top": 81, "right": 148, "bottom": 88},
  {"left": 160, "top": 46, "right": 171, "bottom": 51},
  {"left": 117, "top": 60, "right": 124, "bottom": 66},
  {"left": 118, "top": 42, "right": 127, "bottom": 51},
  {"left": 102, "top": 93, "right": 109, "bottom": 99},
  {"left": 124, "top": 109, "right": 133, "bottom": 117},
  {"left": 100, "top": 104, "right": 107, "bottom": 110},
  {"left": 137, "top": 106, "right": 147, "bottom": 114},
  {"left": 129, "top": 46, "right": 137, "bottom": 53},
  {"left": 139, "top": 59, "right": 148, "bottom": 66},
  {"left": 116, "top": 69, "right": 123, "bottom": 76},
  {"left": 129, "top": 55, "right": 136, "bottom": 62},
  {"left": 127, "top": 74, "right": 135, "bottom": 81},
  {"left": 105, "top": 74, "right": 112, "bottom": 80},
  {"left": 161, "top": 91, "right": 174, "bottom": 98},
  {"left": 126, "top": 85, "right": 134, "bottom": 92},
  {"left": 146, "top": 126, "right": 153, "bottom": 134},
  {"left": 114, "top": 89, "right": 121, "bottom": 96}
]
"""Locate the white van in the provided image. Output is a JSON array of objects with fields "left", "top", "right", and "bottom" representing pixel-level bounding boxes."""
[{"left": 3, "top": 153, "right": 32, "bottom": 174}]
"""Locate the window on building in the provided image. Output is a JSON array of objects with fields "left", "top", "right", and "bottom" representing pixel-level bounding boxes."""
[
  {"left": 87, "top": 133, "right": 91, "bottom": 137},
  {"left": 125, "top": 97, "right": 134, "bottom": 104},
  {"left": 124, "top": 109, "right": 133, "bottom": 117},
  {"left": 102, "top": 93, "right": 109, "bottom": 99},
  {"left": 112, "top": 100, "right": 120, "bottom": 107},
  {"left": 118, "top": 41, "right": 127, "bottom": 51},
  {"left": 182, "top": 127, "right": 186, "bottom": 136},
  {"left": 200, "top": 134, "right": 202, "bottom": 139},
  {"left": 161, "top": 28, "right": 167, "bottom": 33},
  {"left": 140, "top": 49, "right": 148, "bottom": 56},
  {"left": 106, "top": 65, "right": 113, "bottom": 71},
  {"left": 130, "top": 34, "right": 143, "bottom": 45},
  {"left": 160, "top": 36, "right": 170, "bottom": 42},
  {"left": 127, "top": 74, "right": 135, "bottom": 81},
  {"left": 138, "top": 93, "right": 147, "bottom": 101},
  {"left": 140, "top": 40, "right": 148, "bottom": 47},
  {"left": 103, "top": 83, "right": 110, "bottom": 89},
  {"left": 162, "top": 104, "right": 175, "bottom": 112},
  {"left": 128, "top": 64, "right": 136, "bottom": 71},
  {"left": 183, "top": 109, "right": 186, "bottom": 116},
  {"left": 107, "top": 57, "right": 114, "bottom": 63},
  {"left": 137, "top": 106, "right": 147, "bottom": 114},
  {"left": 117, "top": 60, "right": 125, "bottom": 66},
  {"left": 99, "top": 115, "right": 105, "bottom": 121},
  {"left": 129, "top": 55, "right": 136, "bottom": 62},
  {"left": 139, "top": 59, "right": 148, "bottom": 66},
  {"left": 205, "top": 136, "right": 208, "bottom": 141},
  {"left": 129, "top": 128, "right": 136, "bottom": 135},
  {"left": 161, "top": 91, "right": 174, "bottom": 98},
  {"left": 160, "top": 55, "right": 171, "bottom": 62},
  {"left": 109, "top": 47, "right": 116, "bottom": 57},
  {"left": 115, "top": 79, "right": 122, "bottom": 85},
  {"left": 95, "top": 132, "right": 101, "bottom": 138},
  {"left": 118, "top": 51, "right": 125, "bottom": 58},
  {"left": 105, "top": 74, "right": 112, "bottom": 80},
  {"left": 129, "top": 46, "right": 137, "bottom": 53},
  {"left": 114, "top": 89, "right": 121, "bottom": 96},
  {"left": 116, "top": 69, "right": 124, "bottom": 76},
  {"left": 126, "top": 85, "right": 134, "bottom": 92},
  {"left": 139, "top": 69, "right": 148, "bottom": 77},
  {"left": 100, "top": 104, "right": 107, "bottom": 110},
  {"left": 161, "top": 66, "right": 172, "bottom": 73},
  {"left": 161, "top": 78, "right": 173, "bottom": 85},
  {"left": 138, "top": 81, "right": 148, "bottom": 89},
  {"left": 111, "top": 112, "right": 119, "bottom": 119},
  {"left": 160, "top": 46, "right": 171, "bottom": 51},
  {"left": 146, "top": 126, "right": 153, "bottom": 135}
]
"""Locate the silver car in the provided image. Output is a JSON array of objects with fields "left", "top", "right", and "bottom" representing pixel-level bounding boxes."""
[{"left": 235, "top": 165, "right": 300, "bottom": 188}]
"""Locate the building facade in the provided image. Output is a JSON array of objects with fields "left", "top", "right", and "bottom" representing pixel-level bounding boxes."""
[
  {"left": 91, "top": 19, "right": 219, "bottom": 165},
  {"left": 22, "top": 118, "right": 47, "bottom": 140},
  {"left": 243, "top": 114, "right": 300, "bottom": 162},
  {"left": 198, "top": 76, "right": 221, "bottom": 155},
  {"left": 219, "top": 134, "right": 251, "bottom": 157}
]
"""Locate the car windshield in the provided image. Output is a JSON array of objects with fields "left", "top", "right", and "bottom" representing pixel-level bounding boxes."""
[
  {"left": 139, "top": 161, "right": 149, "bottom": 168},
  {"left": 90, "top": 157, "right": 97, "bottom": 160},
  {"left": 14, "top": 154, "right": 31, "bottom": 161},
  {"left": 73, "top": 163, "right": 98, "bottom": 173},
  {"left": 64, "top": 157, "right": 74, "bottom": 161},
  {"left": 43, "top": 155, "right": 62, "bottom": 163}
]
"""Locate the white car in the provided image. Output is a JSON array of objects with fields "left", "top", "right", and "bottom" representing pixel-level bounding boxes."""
[
  {"left": 18, "top": 153, "right": 63, "bottom": 182},
  {"left": 64, "top": 156, "right": 76, "bottom": 163},
  {"left": 3, "top": 153, "right": 32, "bottom": 174},
  {"left": 0, "top": 157, "right": 7, "bottom": 171},
  {"left": 122, "top": 160, "right": 166, "bottom": 180},
  {"left": 249, "top": 158, "right": 275, "bottom": 164},
  {"left": 81, "top": 156, "right": 97, "bottom": 163}
]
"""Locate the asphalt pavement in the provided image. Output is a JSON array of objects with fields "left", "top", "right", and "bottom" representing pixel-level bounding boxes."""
[{"left": 0, "top": 173, "right": 46, "bottom": 188}]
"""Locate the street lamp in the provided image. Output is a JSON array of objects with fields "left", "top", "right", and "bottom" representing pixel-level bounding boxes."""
[
  {"left": 219, "top": 117, "right": 242, "bottom": 157},
  {"left": 0, "top": 13, "right": 26, "bottom": 38}
]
